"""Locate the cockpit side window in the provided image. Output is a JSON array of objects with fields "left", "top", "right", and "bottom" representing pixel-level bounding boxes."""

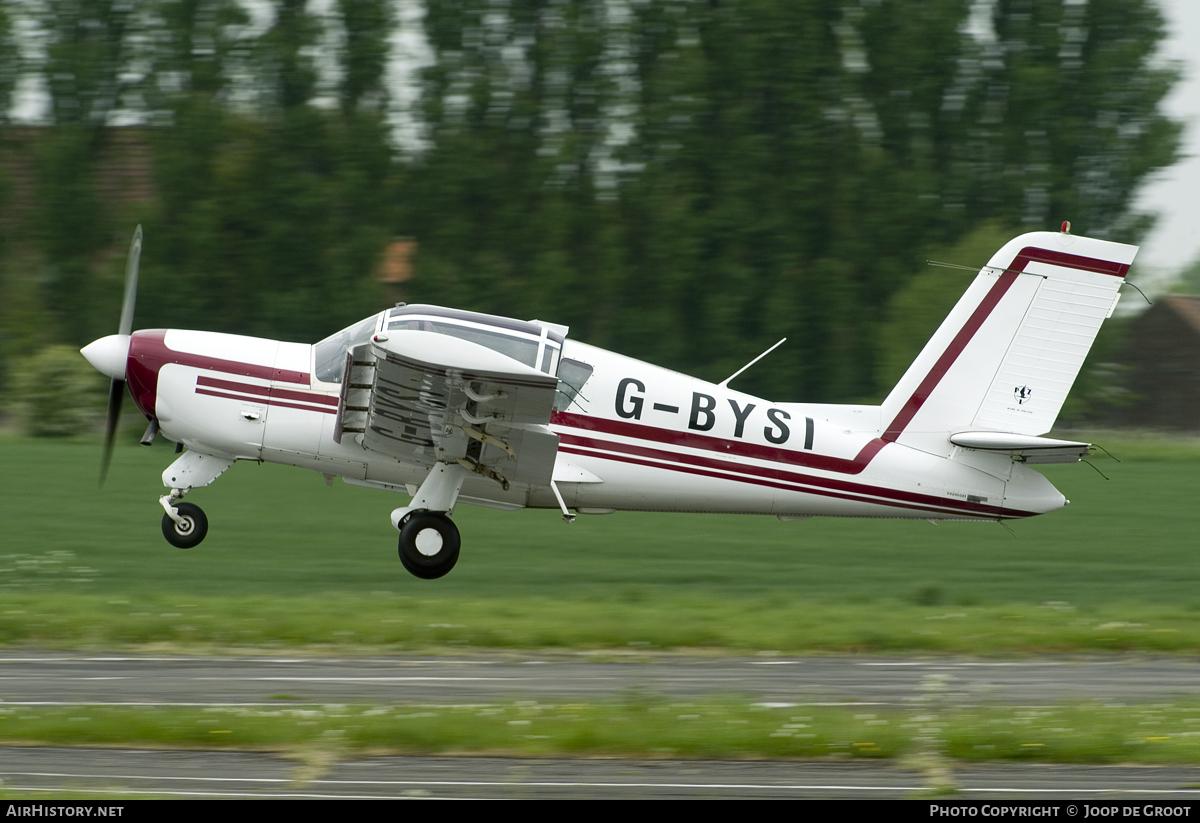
[
  {"left": 554, "top": 358, "right": 593, "bottom": 411},
  {"left": 314, "top": 313, "right": 381, "bottom": 383}
]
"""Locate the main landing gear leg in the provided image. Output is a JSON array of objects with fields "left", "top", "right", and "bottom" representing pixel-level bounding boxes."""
[{"left": 391, "top": 462, "right": 468, "bottom": 580}]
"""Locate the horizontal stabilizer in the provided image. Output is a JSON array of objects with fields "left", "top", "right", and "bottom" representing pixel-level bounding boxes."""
[{"left": 949, "top": 431, "right": 1090, "bottom": 464}]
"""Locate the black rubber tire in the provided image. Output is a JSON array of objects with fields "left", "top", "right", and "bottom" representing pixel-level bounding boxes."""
[
  {"left": 161, "top": 502, "right": 208, "bottom": 549},
  {"left": 398, "top": 511, "right": 461, "bottom": 579}
]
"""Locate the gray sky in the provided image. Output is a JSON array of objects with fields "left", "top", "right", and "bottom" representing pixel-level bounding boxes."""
[{"left": 1134, "top": 0, "right": 1200, "bottom": 280}]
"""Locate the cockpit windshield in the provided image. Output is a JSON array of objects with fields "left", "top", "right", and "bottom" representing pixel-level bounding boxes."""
[{"left": 313, "top": 312, "right": 382, "bottom": 383}]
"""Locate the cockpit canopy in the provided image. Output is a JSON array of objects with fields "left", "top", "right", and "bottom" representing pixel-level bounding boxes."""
[
  {"left": 384, "top": 304, "right": 566, "bottom": 374},
  {"left": 313, "top": 307, "right": 589, "bottom": 410}
]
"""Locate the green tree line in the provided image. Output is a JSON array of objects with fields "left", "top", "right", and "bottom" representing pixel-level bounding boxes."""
[{"left": 0, "top": 0, "right": 1180, "bottom": 410}]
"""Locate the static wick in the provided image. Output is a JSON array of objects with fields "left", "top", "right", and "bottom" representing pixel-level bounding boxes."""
[
  {"left": 1091, "top": 443, "right": 1122, "bottom": 464},
  {"left": 1123, "top": 280, "right": 1153, "bottom": 306}
]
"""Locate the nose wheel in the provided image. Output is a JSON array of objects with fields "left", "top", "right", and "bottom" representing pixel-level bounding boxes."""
[
  {"left": 161, "top": 502, "right": 208, "bottom": 549},
  {"left": 397, "top": 511, "right": 460, "bottom": 579}
]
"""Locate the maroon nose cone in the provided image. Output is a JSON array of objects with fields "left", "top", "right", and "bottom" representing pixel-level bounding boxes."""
[{"left": 126, "top": 330, "right": 170, "bottom": 419}]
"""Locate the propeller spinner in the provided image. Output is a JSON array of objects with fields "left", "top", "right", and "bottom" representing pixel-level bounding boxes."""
[{"left": 80, "top": 225, "right": 142, "bottom": 485}]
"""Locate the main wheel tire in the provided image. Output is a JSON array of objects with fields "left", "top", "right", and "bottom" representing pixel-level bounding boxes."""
[
  {"left": 161, "top": 502, "right": 208, "bottom": 549},
  {"left": 398, "top": 511, "right": 461, "bottom": 579}
]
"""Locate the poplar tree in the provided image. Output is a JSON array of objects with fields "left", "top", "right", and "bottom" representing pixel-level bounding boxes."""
[{"left": 34, "top": 0, "right": 135, "bottom": 345}]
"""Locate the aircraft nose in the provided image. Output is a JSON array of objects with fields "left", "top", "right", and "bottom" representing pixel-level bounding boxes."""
[{"left": 80, "top": 334, "right": 131, "bottom": 380}]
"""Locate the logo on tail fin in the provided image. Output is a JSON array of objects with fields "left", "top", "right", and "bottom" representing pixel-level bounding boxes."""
[{"left": 1014, "top": 385, "right": 1033, "bottom": 405}]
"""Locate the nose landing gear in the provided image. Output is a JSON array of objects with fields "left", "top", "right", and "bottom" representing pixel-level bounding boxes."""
[
  {"left": 161, "top": 501, "right": 208, "bottom": 549},
  {"left": 156, "top": 451, "right": 233, "bottom": 549}
]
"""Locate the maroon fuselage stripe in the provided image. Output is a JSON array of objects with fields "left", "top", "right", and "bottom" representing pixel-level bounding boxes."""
[
  {"left": 198, "top": 375, "right": 270, "bottom": 399},
  {"left": 552, "top": 410, "right": 887, "bottom": 475},
  {"left": 557, "top": 432, "right": 1024, "bottom": 518},
  {"left": 196, "top": 376, "right": 338, "bottom": 407},
  {"left": 558, "top": 445, "right": 1020, "bottom": 519},
  {"left": 196, "top": 387, "right": 337, "bottom": 415}
]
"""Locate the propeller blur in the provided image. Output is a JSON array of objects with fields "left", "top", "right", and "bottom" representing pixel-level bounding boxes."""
[{"left": 81, "top": 225, "right": 141, "bottom": 485}]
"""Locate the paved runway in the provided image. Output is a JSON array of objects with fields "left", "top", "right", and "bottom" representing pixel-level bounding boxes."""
[
  {"left": 1, "top": 652, "right": 1199, "bottom": 798},
  {"left": 2, "top": 749, "right": 1200, "bottom": 799},
  {"left": 0, "top": 652, "right": 1197, "bottom": 706}
]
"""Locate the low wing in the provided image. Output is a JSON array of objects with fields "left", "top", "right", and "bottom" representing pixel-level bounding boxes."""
[{"left": 336, "top": 330, "right": 561, "bottom": 490}]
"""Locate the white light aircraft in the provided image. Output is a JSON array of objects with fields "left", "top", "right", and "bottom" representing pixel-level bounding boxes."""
[{"left": 81, "top": 225, "right": 1136, "bottom": 578}]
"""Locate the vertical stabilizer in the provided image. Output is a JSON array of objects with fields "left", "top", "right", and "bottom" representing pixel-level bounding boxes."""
[{"left": 879, "top": 230, "right": 1137, "bottom": 455}]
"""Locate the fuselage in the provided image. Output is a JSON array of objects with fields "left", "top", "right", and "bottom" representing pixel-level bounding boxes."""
[{"left": 122, "top": 323, "right": 1065, "bottom": 523}]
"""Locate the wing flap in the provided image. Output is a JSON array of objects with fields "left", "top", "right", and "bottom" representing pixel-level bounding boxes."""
[{"left": 358, "top": 330, "right": 562, "bottom": 489}]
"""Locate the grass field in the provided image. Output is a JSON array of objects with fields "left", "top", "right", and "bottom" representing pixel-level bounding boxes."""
[
  {"left": 1, "top": 431, "right": 1199, "bottom": 651},
  {"left": 4, "top": 699, "right": 1200, "bottom": 766}
]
